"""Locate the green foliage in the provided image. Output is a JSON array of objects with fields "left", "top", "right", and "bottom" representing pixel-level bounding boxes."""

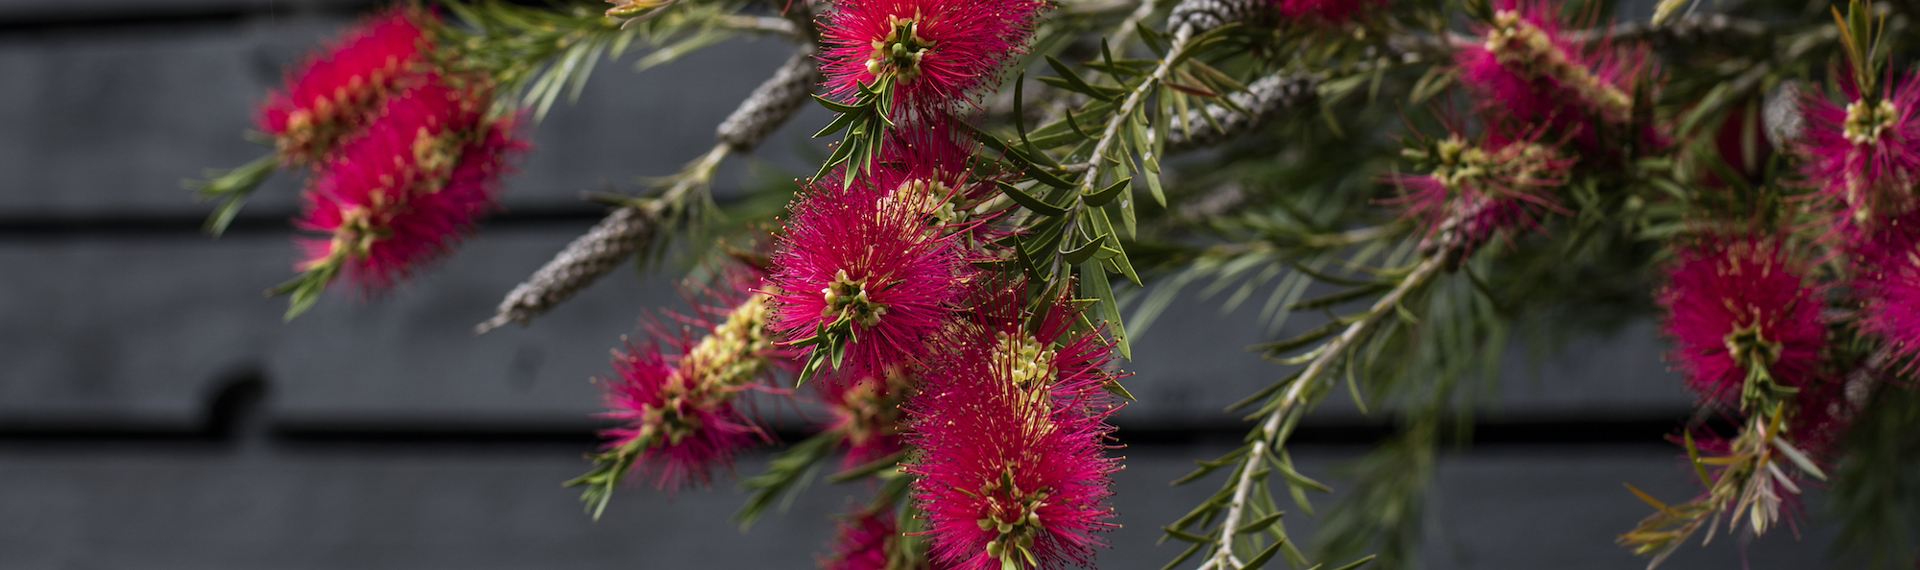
[
  {"left": 187, "top": 153, "right": 279, "bottom": 236},
  {"left": 1831, "top": 383, "right": 1920, "bottom": 568}
]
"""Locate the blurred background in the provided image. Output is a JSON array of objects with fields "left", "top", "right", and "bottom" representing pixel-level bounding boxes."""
[{"left": 0, "top": 0, "right": 1844, "bottom": 568}]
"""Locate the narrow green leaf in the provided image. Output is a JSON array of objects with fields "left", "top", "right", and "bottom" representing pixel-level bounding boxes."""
[
  {"left": 1159, "top": 542, "right": 1204, "bottom": 570},
  {"left": 1329, "top": 554, "right": 1378, "bottom": 570},
  {"left": 1063, "top": 234, "right": 1109, "bottom": 264},
  {"left": 829, "top": 449, "right": 907, "bottom": 483},
  {"left": 1081, "top": 259, "right": 1131, "bottom": 359},
  {"left": 1160, "top": 526, "right": 1212, "bottom": 543},
  {"left": 1028, "top": 164, "right": 1078, "bottom": 189},
  {"left": 1236, "top": 511, "right": 1285, "bottom": 535},
  {"left": 1287, "top": 283, "right": 1392, "bottom": 311},
  {"left": 1082, "top": 177, "right": 1132, "bottom": 206},
  {"left": 1244, "top": 537, "right": 1286, "bottom": 569},
  {"left": 996, "top": 180, "right": 1068, "bottom": 216},
  {"left": 1254, "top": 320, "right": 1344, "bottom": 356},
  {"left": 1045, "top": 55, "right": 1117, "bottom": 101}
]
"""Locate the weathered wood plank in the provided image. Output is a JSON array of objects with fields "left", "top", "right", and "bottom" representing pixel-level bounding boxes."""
[
  {"left": 0, "top": 442, "right": 1834, "bottom": 569},
  {"left": 0, "top": 14, "right": 824, "bottom": 217},
  {"left": 0, "top": 229, "right": 1696, "bottom": 427}
]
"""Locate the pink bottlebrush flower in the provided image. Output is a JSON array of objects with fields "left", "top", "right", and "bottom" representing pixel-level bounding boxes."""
[
  {"left": 646, "top": 263, "right": 801, "bottom": 380},
  {"left": 294, "top": 76, "right": 525, "bottom": 292},
  {"left": 1704, "top": 99, "right": 1775, "bottom": 188},
  {"left": 1797, "top": 73, "right": 1920, "bottom": 226},
  {"left": 904, "top": 321, "right": 1120, "bottom": 570},
  {"left": 819, "top": 0, "right": 1047, "bottom": 112},
  {"left": 821, "top": 504, "right": 899, "bottom": 570},
  {"left": 818, "top": 370, "right": 907, "bottom": 470},
  {"left": 598, "top": 341, "right": 765, "bottom": 491},
  {"left": 1849, "top": 209, "right": 1920, "bottom": 370},
  {"left": 1274, "top": 0, "right": 1389, "bottom": 25},
  {"left": 971, "top": 281, "right": 1125, "bottom": 412},
  {"left": 766, "top": 177, "right": 977, "bottom": 378},
  {"left": 261, "top": 7, "right": 434, "bottom": 165},
  {"left": 1387, "top": 127, "right": 1574, "bottom": 252},
  {"left": 1658, "top": 235, "right": 1827, "bottom": 407},
  {"left": 865, "top": 117, "right": 1012, "bottom": 245},
  {"left": 1785, "top": 373, "right": 1853, "bottom": 459},
  {"left": 1456, "top": 0, "right": 1647, "bottom": 141}
]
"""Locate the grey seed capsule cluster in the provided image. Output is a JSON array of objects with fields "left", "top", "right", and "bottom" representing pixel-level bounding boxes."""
[
  {"left": 1167, "top": 0, "right": 1268, "bottom": 36},
  {"left": 1764, "top": 80, "right": 1803, "bottom": 151},
  {"left": 717, "top": 51, "right": 823, "bottom": 153},
  {"left": 475, "top": 205, "right": 659, "bottom": 334},
  {"left": 1167, "top": 72, "right": 1318, "bottom": 154}
]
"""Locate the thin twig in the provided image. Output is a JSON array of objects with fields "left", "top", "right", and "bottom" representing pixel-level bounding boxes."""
[
  {"left": 716, "top": 14, "right": 800, "bottom": 38},
  {"left": 1207, "top": 253, "right": 1443, "bottom": 569}
]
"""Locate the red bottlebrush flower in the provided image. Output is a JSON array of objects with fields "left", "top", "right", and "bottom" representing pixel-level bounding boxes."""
[
  {"left": 1658, "top": 235, "right": 1827, "bottom": 407},
  {"left": 819, "top": 0, "right": 1047, "bottom": 112},
  {"left": 1797, "top": 73, "right": 1920, "bottom": 226},
  {"left": 818, "top": 370, "right": 908, "bottom": 470},
  {"left": 904, "top": 338, "right": 1121, "bottom": 570},
  {"left": 866, "top": 118, "right": 1009, "bottom": 240},
  {"left": 261, "top": 7, "right": 434, "bottom": 165},
  {"left": 598, "top": 341, "right": 765, "bottom": 491},
  {"left": 972, "top": 282, "right": 1125, "bottom": 411},
  {"left": 766, "top": 176, "right": 977, "bottom": 378},
  {"left": 294, "top": 76, "right": 525, "bottom": 292},
  {"left": 821, "top": 504, "right": 899, "bottom": 570},
  {"left": 1785, "top": 372, "right": 1853, "bottom": 459},
  {"left": 1456, "top": 0, "right": 1646, "bottom": 140},
  {"left": 1706, "top": 100, "right": 1775, "bottom": 188},
  {"left": 1275, "top": 0, "right": 1389, "bottom": 25},
  {"left": 1849, "top": 210, "right": 1920, "bottom": 369},
  {"left": 1387, "top": 127, "right": 1574, "bottom": 253}
]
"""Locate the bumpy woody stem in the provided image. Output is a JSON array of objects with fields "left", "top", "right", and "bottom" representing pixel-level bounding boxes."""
[
  {"left": 475, "top": 191, "right": 664, "bottom": 334},
  {"left": 1166, "top": 72, "right": 1319, "bottom": 153},
  {"left": 475, "top": 143, "right": 729, "bottom": 334},
  {"left": 719, "top": 50, "right": 824, "bottom": 152},
  {"left": 1166, "top": 0, "right": 1265, "bottom": 38},
  {"left": 478, "top": 41, "right": 821, "bottom": 333}
]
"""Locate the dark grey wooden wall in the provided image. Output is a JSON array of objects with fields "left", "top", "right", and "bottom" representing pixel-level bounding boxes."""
[{"left": 0, "top": 1, "right": 1842, "bottom": 568}]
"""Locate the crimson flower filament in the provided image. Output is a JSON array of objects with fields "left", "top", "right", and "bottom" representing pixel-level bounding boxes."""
[
  {"left": 1658, "top": 236, "right": 1826, "bottom": 408},
  {"left": 261, "top": 8, "right": 432, "bottom": 166}
]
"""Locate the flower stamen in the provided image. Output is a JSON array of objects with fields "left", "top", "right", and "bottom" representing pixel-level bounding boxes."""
[
  {"left": 822, "top": 269, "right": 889, "bottom": 328},
  {"left": 867, "top": 14, "right": 935, "bottom": 84}
]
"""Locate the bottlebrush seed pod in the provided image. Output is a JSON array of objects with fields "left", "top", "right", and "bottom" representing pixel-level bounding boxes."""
[
  {"left": 717, "top": 50, "right": 823, "bottom": 153},
  {"left": 476, "top": 205, "right": 659, "bottom": 333},
  {"left": 1167, "top": 0, "right": 1267, "bottom": 35},
  {"left": 1165, "top": 72, "right": 1318, "bottom": 154},
  {"left": 1764, "top": 80, "right": 1804, "bottom": 151}
]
